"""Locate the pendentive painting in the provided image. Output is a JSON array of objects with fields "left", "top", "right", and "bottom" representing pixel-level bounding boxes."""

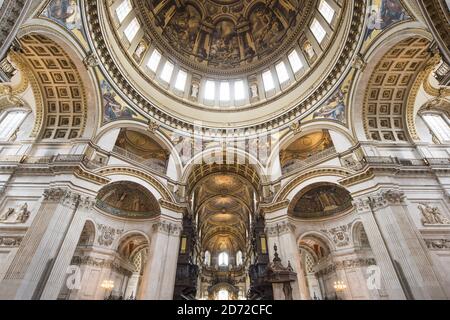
[
  {"left": 364, "top": 0, "right": 410, "bottom": 48},
  {"left": 41, "top": 0, "right": 82, "bottom": 31}
]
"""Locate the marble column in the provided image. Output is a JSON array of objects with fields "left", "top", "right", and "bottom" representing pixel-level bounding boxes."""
[
  {"left": 39, "top": 195, "right": 95, "bottom": 300},
  {"left": 266, "top": 219, "right": 310, "bottom": 300},
  {"left": 139, "top": 217, "right": 182, "bottom": 300},
  {"left": 354, "top": 189, "right": 448, "bottom": 300},
  {"left": 0, "top": 188, "right": 82, "bottom": 299}
]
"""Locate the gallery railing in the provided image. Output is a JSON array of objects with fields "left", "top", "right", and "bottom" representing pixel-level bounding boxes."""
[
  {"left": 282, "top": 146, "right": 337, "bottom": 175},
  {"left": 112, "top": 146, "right": 167, "bottom": 174}
]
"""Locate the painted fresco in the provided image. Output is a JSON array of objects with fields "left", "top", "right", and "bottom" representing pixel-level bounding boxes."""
[{"left": 364, "top": 0, "right": 410, "bottom": 48}]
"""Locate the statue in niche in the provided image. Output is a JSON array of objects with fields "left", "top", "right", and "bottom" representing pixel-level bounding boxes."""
[
  {"left": 0, "top": 208, "right": 15, "bottom": 222},
  {"left": 191, "top": 83, "right": 199, "bottom": 99},
  {"left": 303, "top": 40, "right": 316, "bottom": 61},
  {"left": 16, "top": 203, "right": 30, "bottom": 223},
  {"left": 133, "top": 40, "right": 148, "bottom": 63},
  {"left": 419, "top": 203, "right": 450, "bottom": 225},
  {"left": 250, "top": 83, "right": 259, "bottom": 99}
]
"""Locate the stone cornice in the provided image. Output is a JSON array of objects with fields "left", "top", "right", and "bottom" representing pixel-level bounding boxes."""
[
  {"left": 159, "top": 199, "right": 188, "bottom": 215},
  {"left": 260, "top": 200, "right": 290, "bottom": 215}
]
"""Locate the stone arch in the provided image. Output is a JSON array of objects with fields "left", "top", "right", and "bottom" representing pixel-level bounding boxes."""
[
  {"left": 95, "top": 168, "right": 175, "bottom": 202},
  {"left": 16, "top": 21, "right": 101, "bottom": 140},
  {"left": 350, "top": 24, "right": 433, "bottom": 142},
  {"left": 14, "top": 34, "right": 87, "bottom": 140},
  {"left": 362, "top": 36, "right": 431, "bottom": 142},
  {"left": 298, "top": 231, "right": 334, "bottom": 260},
  {"left": 181, "top": 149, "right": 267, "bottom": 195},
  {"left": 351, "top": 220, "right": 371, "bottom": 250},
  {"left": 95, "top": 181, "right": 162, "bottom": 219},
  {"left": 77, "top": 219, "right": 96, "bottom": 247},
  {"left": 288, "top": 182, "right": 353, "bottom": 220},
  {"left": 275, "top": 167, "right": 352, "bottom": 202}
]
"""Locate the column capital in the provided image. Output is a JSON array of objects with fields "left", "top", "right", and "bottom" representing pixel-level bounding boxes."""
[
  {"left": 152, "top": 220, "right": 182, "bottom": 236},
  {"left": 43, "top": 188, "right": 95, "bottom": 210},
  {"left": 266, "top": 220, "right": 295, "bottom": 237},
  {"left": 353, "top": 189, "right": 406, "bottom": 213}
]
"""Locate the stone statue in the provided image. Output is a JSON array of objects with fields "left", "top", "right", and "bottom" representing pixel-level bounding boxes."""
[
  {"left": 419, "top": 203, "right": 450, "bottom": 225},
  {"left": 0, "top": 208, "right": 15, "bottom": 222},
  {"left": 16, "top": 203, "right": 30, "bottom": 223},
  {"left": 250, "top": 83, "right": 258, "bottom": 98},
  {"left": 191, "top": 83, "right": 199, "bottom": 99}
]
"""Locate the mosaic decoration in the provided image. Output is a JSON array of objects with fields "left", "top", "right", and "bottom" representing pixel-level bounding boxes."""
[
  {"left": 313, "top": 89, "right": 347, "bottom": 123},
  {"left": 97, "top": 71, "right": 145, "bottom": 124},
  {"left": 363, "top": 0, "right": 410, "bottom": 49},
  {"left": 41, "top": 0, "right": 88, "bottom": 47}
]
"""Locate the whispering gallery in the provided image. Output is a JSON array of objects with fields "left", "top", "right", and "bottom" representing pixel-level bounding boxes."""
[{"left": 0, "top": 0, "right": 449, "bottom": 301}]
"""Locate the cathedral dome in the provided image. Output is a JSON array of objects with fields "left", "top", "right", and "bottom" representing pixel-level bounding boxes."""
[
  {"left": 135, "top": 0, "right": 316, "bottom": 75},
  {"left": 86, "top": 0, "right": 365, "bottom": 132}
]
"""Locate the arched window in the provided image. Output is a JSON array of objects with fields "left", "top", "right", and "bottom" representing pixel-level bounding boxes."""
[
  {"left": 218, "top": 252, "right": 229, "bottom": 267},
  {"left": 217, "top": 289, "right": 229, "bottom": 300},
  {"left": 236, "top": 250, "right": 243, "bottom": 266},
  {"left": 0, "top": 109, "right": 28, "bottom": 141},
  {"left": 422, "top": 112, "right": 450, "bottom": 143},
  {"left": 204, "top": 250, "right": 211, "bottom": 266}
]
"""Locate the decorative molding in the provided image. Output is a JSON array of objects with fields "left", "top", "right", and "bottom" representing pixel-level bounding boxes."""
[
  {"left": 72, "top": 255, "right": 133, "bottom": 276},
  {"left": 321, "top": 222, "right": 352, "bottom": 248},
  {"left": 275, "top": 167, "right": 352, "bottom": 202},
  {"left": 260, "top": 200, "right": 290, "bottom": 214},
  {"left": 266, "top": 220, "right": 295, "bottom": 237},
  {"left": 159, "top": 199, "right": 187, "bottom": 215},
  {"left": 152, "top": 220, "right": 182, "bottom": 236},
  {"left": 0, "top": 236, "right": 23, "bottom": 248},
  {"left": 42, "top": 188, "right": 95, "bottom": 210},
  {"left": 96, "top": 223, "right": 124, "bottom": 247},
  {"left": 425, "top": 239, "right": 450, "bottom": 251},
  {"left": 97, "top": 167, "right": 174, "bottom": 202},
  {"left": 418, "top": 203, "right": 450, "bottom": 225},
  {"left": 316, "top": 258, "right": 377, "bottom": 276}
]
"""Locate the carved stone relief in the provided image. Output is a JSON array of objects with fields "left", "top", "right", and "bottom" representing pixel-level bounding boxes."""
[
  {"left": 418, "top": 203, "right": 450, "bottom": 225},
  {"left": 96, "top": 223, "right": 124, "bottom": 247},
  {"left": 0, "top": 202, "right": 31, "bottom": 224},
  {"left": 425, "top": 239, "right": 450, "bottom": 250},
  {"left": 0, "top": 236, "right": 23, "bottom": 247},
  {"left": 321, "top": 223, "right": 352, "bottom": 248}
]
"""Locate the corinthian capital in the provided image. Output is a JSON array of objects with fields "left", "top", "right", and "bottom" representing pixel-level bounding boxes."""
[
  {"left": 354, "top": 189, "right": 406, "bottom": 213},
  {"left": 152, "top": 220, "right": 182, "bottom": 236},
  {"left": 352, "top": 197, "right": 372, "bottom": 213},
  {"left": 382, "top": 190, "right": 406, "bottom": 205},
  {"left": 266, "top": 220, "right": 295, "bottom": 237},
  {"left": 43, "top": 188, "right": 95, "bottom": 209}
]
